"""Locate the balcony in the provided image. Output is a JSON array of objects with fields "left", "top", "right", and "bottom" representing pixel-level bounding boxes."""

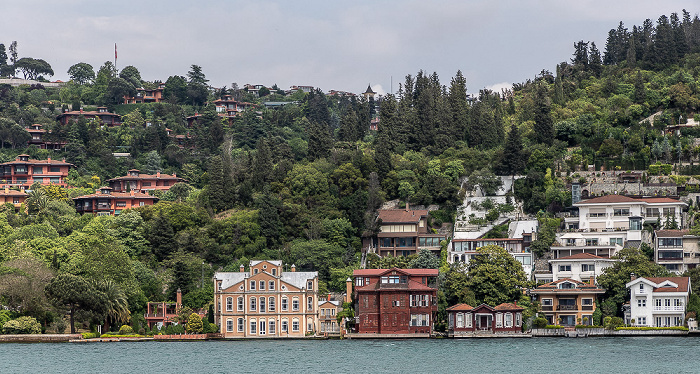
[
  {"left": 557, "top": 304, "right": 578, "bottom": 311},
  {"left": 653, "top": 306, "right": 684, "bottom": 312},
  {"left": 581, "top": 305, "right": 594, "bottom": 311},
  {"left": 541, "top": 305, "right": 553, "bottom": 311}
]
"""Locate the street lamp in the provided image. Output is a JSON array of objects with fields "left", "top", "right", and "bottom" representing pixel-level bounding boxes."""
[{"left": 201, "top": 261, "right": 205, "bottom": 288}]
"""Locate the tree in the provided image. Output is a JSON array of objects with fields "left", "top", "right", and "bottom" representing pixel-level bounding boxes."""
[
  {"left": 597, "top": 247, "right": 670, "bottom": 313},
  {"left": 409, "top": 248, "right": 440, "bottom": 269},
  {"left": 104, "top": 77, "right": 137, "bottom": 105},
  {"left": 0, "top": 257, "right": 55, "bottom": 321},
  {"left": 185, "top": 312, "right": 203, "bottom": 333},
  {"left": 14, "top": 57, "right": 54, "bottom": 80},
  {"left": 163, "top": 75, "right": 188, "bottom": 103},
  {"left": 93, "top": 280, "right": 129, "bottom": 332},
  {"left": 2, "top": 316, "right": 41, "bottom": 334},
  {"left": 45, "top": 273, "right": 98, "bottom": 333},
  {"left": 497, "top": 122, "right": 526, "bottom": 178},
  {"left": 67, "top": 63, "right": 95, "bottom": 85},
  {"left": 465, "top": 168, "right": 502, "bottom": 196},
  {"left": 119, "top": 65, "right": 142, "bottom": 88},
  {"left": 466, "top": 245, "right": 527, "bottom": 305},
  {"left": 533, "top": 82, "right": 554, "bottom": 145},
  {"left": 307, "top": 119, "right": 332, "bottom": 160}
]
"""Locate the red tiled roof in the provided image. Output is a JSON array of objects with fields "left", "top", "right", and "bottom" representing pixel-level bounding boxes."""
[
  {"left": 494, "top": 303, "right": 524, "bottom": 311},
  {"left": 353, "top": 268, "right": 439, "bottom": 277},
  {"left": 106, "top": 173, "right": 185, "bottom": 182},
  {"left": 1, "top": 158, "right": 73, "bottom": 166},
  {"left": 0, "top": 189, "right": 28, "bottom": 196},
  {"left": 645, "top": 277, "right": 690, "bottom": 293},
  {"left": 576, "top": 195, "right": 638, "bottom": 204},
  {"left": 72, "top": 191, "right": 156, "bottom": 200},
  {"left": 377, "top": 209, "right": 428, "bottom": 223},
  {"left": 642, "top": 198, "right": 685, "bottom": 204},
  {"left": 531, "top": 278, "right": 605, "bottom": 293},
  {"left": 654, "top": 230, "right": 689, "bottom": 238},
  {"left": 446, "top": 303, "right": 474, "bottom": 311},
  {"left": 553, "top": 253, "right": 612, "bottom": 261}
]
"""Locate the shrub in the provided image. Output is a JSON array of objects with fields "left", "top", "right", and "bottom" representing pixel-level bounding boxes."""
[
  {"left": 616, "top": 326, "right": 688, "bottom": 331},
  {"left": 533, "top": 317, "right": 548, "bottom": 329},
  {"left": 54, "top": 318, "right": 67, "bottom": 334},
  {"left": 2, "top": 316, "right": 42, "bottom": 334},
  {"left": 119, "top": 325, "right": 134, "bottom": 335},
  {"left": 186, "top": 313, "right": 203, "bottom": 334}
]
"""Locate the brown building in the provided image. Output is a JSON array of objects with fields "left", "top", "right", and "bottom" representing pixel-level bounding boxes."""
[
  {"left": 0, "top": 154, "right": 73, "bottom": 190},
  {"left": 0, "top": 186, "right": 28, "bottom": 209},
  {"left": 529, "top": 278, "right": 605, "bottom": 326},
  {"left": 73, "top": 187, "right": 158, "bottom": 216},
  {"left": 447, "top": 303, "right": 524, "bottom": 337},
  {"left": 352, "top": 268, "right": 438, "bottom": 335},
  {"left": 144, "top": 288, "right": 206, "bottom": 329},
  {"left": 123, "top": 83, "right": 166, "bottom": 104},
  {"left": 106, "top": 169, "right": 186, "bottom": 193},
  {"left": 213, "top": 260, "right": 320, "bottom": 338},
  {"left": 369, "top": 208, "right": 446, "bottom": 257},
  {"left": 56, "top": 107, "right": 121, "bottom": 126}
]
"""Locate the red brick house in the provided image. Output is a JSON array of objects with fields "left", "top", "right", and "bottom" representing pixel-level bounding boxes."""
[
  {"left": 447, "top": 303, "right": 524, "bottom": 337},
  {"left": 352, "top": 268, "right": 438, "bottom": 335},
  {"left": 73, "top": 187, "right": 158, "bottom": 216},
  {"left": 367, "top": 208, "right": 446, "bottom": 257},
  {"left": 56, "top": 107, "right": 121, "bottom": 126},
  {"left": 0, "top": 154, "right": 73, "bottom": 190},
  {"left": 106, "top": 169, "right": 186, "bottom": 193}
]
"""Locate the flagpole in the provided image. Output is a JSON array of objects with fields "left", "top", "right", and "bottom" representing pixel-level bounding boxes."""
[{"left": 114, "top": 43, "right": 117, "bottom": 71}]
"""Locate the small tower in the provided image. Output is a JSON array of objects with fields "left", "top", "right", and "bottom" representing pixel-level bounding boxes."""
[{"left": 362, "top": 84, "right": 376, "bottom": 100}]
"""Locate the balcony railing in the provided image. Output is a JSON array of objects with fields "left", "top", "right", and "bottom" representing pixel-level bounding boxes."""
[
  {"left": 557, "top": 304, "right": 578, "bottom": 311},
  {"left": 541, "top": 305, "right": 553, "bottom": 311},
  {"left": 653, "top": 306, "right": 684, "bottom": 312},
  {"left": 581, "top": 305, "right": 594, "bottom": 311}
]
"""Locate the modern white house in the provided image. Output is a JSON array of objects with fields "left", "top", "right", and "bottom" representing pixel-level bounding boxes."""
[
  {"left": 653, "top": 230, "right": 700, "bottom": 274},
  {"left": 548, "top": 253, "right": 616, "bottom": 284},
  {"left": 625, "top": 275, "right": 691, "bottom": 327},
  {"left": 568, "top": 195, "right": 686, "bottom": 233}
]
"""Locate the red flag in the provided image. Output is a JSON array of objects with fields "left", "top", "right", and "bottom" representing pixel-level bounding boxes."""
[{"left": 115, "top": 43, "right": 117, "bottom": 60}]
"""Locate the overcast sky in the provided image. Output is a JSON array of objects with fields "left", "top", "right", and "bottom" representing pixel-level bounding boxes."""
[{"left": 2, "top": 1, "right": 698, "bottom": 95}]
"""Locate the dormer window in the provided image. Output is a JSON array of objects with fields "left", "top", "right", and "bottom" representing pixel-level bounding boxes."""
[
  {"left": 559, "top": 282, "right": 575, "bottom": 289},
  {"left": 100, "top": 187, "right": 112, "bottom": 194}
]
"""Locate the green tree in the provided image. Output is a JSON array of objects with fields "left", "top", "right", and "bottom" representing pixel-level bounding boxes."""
[
  {"left": 533, "top": 82, "right": 554, "bottom": 145},
  {"left": 119, "top": 65, "right": 142, "bottom": 88},
  {"left": 185, "top": 312, "right": 203, "bottom": 333},
  {"left": 2, "top": 316, "right": 42, "bottom": 334},
  {"left": 67, "top": 63, "right": 95, "bottom": 85},
  {"left": 466, "top": 245, "right": 527, "bottom": 305},
  {"left": 14, "top": 57, "right": 54, "bottom": 80},
  {"left": 94, "top": 280, "right": 130, "bottom": 332},
  {"left": 409, "top": 248, "right": 440, "bottom": 269},
  {"left": 45, "top": 273, "right": 98, "bottom": 333}
]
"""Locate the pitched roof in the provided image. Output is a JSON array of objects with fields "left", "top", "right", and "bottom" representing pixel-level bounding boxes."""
[
  {"left": 281, "top": 271, "right": 318, "bottom": 289},
  {"left": 494, "top": 303, "right": 524, "bottom": 311},
  {"left": 530, "top": 278, "right": 605, "bottom": 293},
  {"left": 72, "top": 190, "right": 156, "bottom": 200},
  {"left": 654, "top": 230, "right": 689, "bottom": 238},
  {"left": 0, "top": 189, "right": 28, "bottom": 196},
  {"left": 377, "top": 209, "right": 428, "bottom": 223},
  {"left": 642, "top": 197, "right": 686, "bottom": 204},
  {"left": 446, "top": 303, "right": 474, "bottom": 311},
  {"left": 576, "top": 195, "right": 638, "bottom": 204},
  {"left": 106, "top": 172, "right": 185, "bottom": 182},
  {"left": 1, "top": 158, "right": 73, "bottom": 166},
  {"left": 646, "top": 277, "right": 690, "bottom": 293},
  {"left": 353, "top": 268, "right": 439, "bottom": 277}
]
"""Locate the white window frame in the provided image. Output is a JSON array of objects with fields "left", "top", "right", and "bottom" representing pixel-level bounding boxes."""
[
  {"left": 237, "top": 296, "right": 244, "bottom": 311},
  {"left": 237, "top": 318, "right": 244, "bottom": 332},
  {"left": 226, "top": 297, "right": 233, "bottom": 311},
  {"left": 226, "top": 319, "right": 233, "bottom": 332}
]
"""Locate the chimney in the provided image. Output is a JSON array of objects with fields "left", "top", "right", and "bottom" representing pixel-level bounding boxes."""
[
  {"left": 630, "top": 273, "right": 636, "bottom": 281},
  {"left": 4, "top": 186, "right": 8, "bottom": 194},
  {"left": 346, "top": 277, "right": 353, "bottom": 304},
  {"left": 405, "top": 202, "right": 409, "bottom": 212},
  {"left": 327, "top": 294, "right": 331, "bottom": 302},
  {"left": 130, "top": 190, "right": 135, "bottom": 196},
  {"left": 291, "top": 264, "right": 296, "bottom": 272},
  {"left": 589, "top": 276, "right": 595, "bottom": 286},
  {"left": 47, "top": 156, "right": 51, "bottom": 162},
  {"left": 176, "top": 288, "right": 182, "bottom": 307},
  {"left": 240, "top": 264, "right": 245, "bottom": 272},
  {"left": 157, "top": 172, "right": 161, "bottom": 178}
]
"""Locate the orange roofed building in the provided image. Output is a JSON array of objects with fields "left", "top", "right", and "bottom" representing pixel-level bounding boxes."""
[
  {"left": 106, "top": 169, "right": 186, "bottom": 193},
  {"left": 0, "top": 154, "right": 73, "bottom": 190},
  {"left": 529, "top": 278, "right": 605, "bottom": 326},
  {"left": 73, "top": 187, "right": 158, "bottom": 216},
  {"left": 0, "top": 186, "right": 28, "bottom": 209},
  {"left": 56, "top": 107, "right": 121, "bottom": 126},
  {"left": 352, "top": 268, "right": 439, "bottom": 336}
]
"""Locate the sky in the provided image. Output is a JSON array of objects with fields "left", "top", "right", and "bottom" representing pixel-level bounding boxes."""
[{"left": 2, "top": 1, "right": 699, "bottom": 96}]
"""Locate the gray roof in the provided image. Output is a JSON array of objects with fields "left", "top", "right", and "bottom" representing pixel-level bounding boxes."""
[
  {"left": 508, "top": 220, "right": 538, "bottom": 239},
  {"left": 250, "top": 260, "right": 282, "bottom": 267},
  {"left": 319, "top": 300, "right": 341, "bottom": 306},
  {"left": 623, "top": 240, "right": 642, "bottom": 249},
  {"left": 281, "top": 272, "right": 317, "bottom": 289},
  {"left": 214, "top": 272, "right": 247, "bottom": 290}
]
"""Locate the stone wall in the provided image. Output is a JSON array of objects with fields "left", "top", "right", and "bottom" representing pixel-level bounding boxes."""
[{"left": 0, "top": 334, "right": 82, "bottom": 342}]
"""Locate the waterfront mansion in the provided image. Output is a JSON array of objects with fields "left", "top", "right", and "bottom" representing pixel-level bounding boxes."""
[
  {"left": 213, "top": 260, "right": 320, "bottom": 338},
  {"left": 625, "top": 275, "right": 691, "bottom": 327}
]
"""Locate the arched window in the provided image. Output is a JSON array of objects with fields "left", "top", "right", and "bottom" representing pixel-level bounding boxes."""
[
  {"left": 260, "top": 297, "right": 266, "bottom": 313},
  {"left": 237, "top": 318, "right": 244, "bottom": 332},
  {"left": 292, "top": 297, "right": 299, "bottom": 311},
  {"left": 269, "top": 320, "right": 276, "bottom": 334},
  {"left": 292, "top": 318, "right": 299, "bottom": 332},
  {"left": 250, "top": 297, "right": 257, "bottom": 311},
  {"left": 269, "top": 297, "right": 276, "bottom": 312},
  {"left": 226, "top": 297, "right": 233, "bottom": 311},
  {"left": 282, "top": 297, "right": 288, "bottom": 311},
  {"left": 237, "top": 297, "right": 244, "bottom": 311}
]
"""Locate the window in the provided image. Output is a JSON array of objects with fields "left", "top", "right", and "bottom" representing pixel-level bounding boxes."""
[
  {"left": 505, "top": 313, "right": 513, "bottom": 328},
  {"left": 558, "top": 265, "right": 572, "bottom": 272},
  {"left": 250, "top": 297, "right": 256, "bottom": 311},
  {"left": 139, "top": 201, "right": 145, "bottom": 206},
  {"left": 655, "top": 299, "right": 662, "bottom": 307},
  {"left": 542, "top": 299, "right": 553, "bottom": 306},
  {"left": 116, "top": 201, "right": 127, "bottom": 207},
  {"left": 292, "top": 319, "right": 299, "bottom": 332},
  {"left": 260, "top": 297, "right": 266, "bottom": 313},
  {"left": 515, "top": 313, "right": 522, "bottom": 327},
  {"left": 582, "top": 299, "right": 593, "bottom": 306},
  {"left": 307, "top": 281, "right": 313, "bottom": 290},
  {"left": 272, "top": 269, "right": 277, "bottom": 276},
  {"left": 269, "top": 297, "right": 276, "bottom": 312},
  {"left": 237, "top": 297, "right": 244, "bottom": 311},
  {"left": 250, "top": 320, "right": 257, "bottom": 334},
  {"left": 307, "top": 297, "right": 313, "bottom": 311},
  {"left": 609, "top": 238, "right": 623, "bottom": 246},
  {"left": 496, "top": 313, "right": 503, "bottom": 328},
  {"left": 558, "top": 282, "right": 575, "bottom": 289},
  {"left": 50, "top": 166, "right": 61, "bottom": 173},
  {"left": 410, "top": 314, "right": 430, "bottom": 327},
  {"left": 281, "top": 320, "right": 288, "bottom": 332},
  {"left": 638, "top": 299, "right": 646, "bottom": 307},
  {"left": 638, "top": 317, "right": 646, "bottom": 325},
  {"left": 613, "top": 208, "right": 630, "bottom": 216},
  {"left": 259, "top": 320, "right": 266, "bottom": 335},
  {"left": 466, "top": 313, "right": 473, "bottom": 328},
  {"left": 292, "top": 298, "right": 299, "bottom": 311},
  {"left": 250, "top": 280, "right": 256, "bottom": 290},
  {"left": 665, "top": 299, "right": 671, "bottom": 307},
  {"left": 237, "top": 318, "right": 244, "bottom": 332},
  {"left": 254, "top": 268, "right": 259, "bottom": 274},
  {"left": 226, "top": 319, "right": 233, "bottom": 332},
  {"left": 585, "top": 239, "right": 598, "bottom": 246},
  {"left": 380, "top": 238, "right": 392, "bottom": 247},
  {"left": 308, "top": 320, "right": 313, "bottom": 332},
  {"left": 260, "top": 281, "right": 265, "bottom": 290},
  {"left": 269, "top": 320, "right": 276, "bottom": 335},
  {"left": 674, "top": 298, "right": 682, "bottom": 306},
  {"left": 640, "top": 284, "right": 644, "bottom": 291},
  {"left": 269, "top": 280, "right": 275, "bottom": 290},
  {"left": 226, "top": 297, "right": 233, "bottom": 311},
  {"left": 663, "top": 207, "right": 676, "bottom": 217},
  {"left": 282, "top": 297, "right": 288, "bottom": 311},
  {"left": 356, "top": 278, "right": 364, "bottom": 286},
  {"left": 581, "top": 264, "right": 595, "bottom": 272}
]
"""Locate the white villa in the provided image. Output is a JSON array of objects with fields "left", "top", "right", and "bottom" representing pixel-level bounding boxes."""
[
  {"left": 548, "top": 253, "right": 616, "bottom": 284},
  {"left": 626, "top": 275, "right": 690, "bottom": 327},
  {"left": 653, "top": 230, "right": 700, "bottom": 274}
]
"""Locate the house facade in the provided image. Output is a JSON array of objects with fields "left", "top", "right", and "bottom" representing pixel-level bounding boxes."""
[
  {"left": 73, "top": 187, "right": 158, "bottom": 215},
  {"left": 56, "top": 107, "right": 122, "bottom": 126},
  {"left": 0, "top": 186, "right": 27, "bottom": 209},
  {"left": 0, "top": 155, "right": 73, "bottom": 190},
  {"left": 106, "top": 169, "right": 186, "bottom": 193},
  {"left": 318, "top": 296, "right": 343, "bottom": 336},
  {"left": 626, "top": 275, "right": 690, "bottom": 327},
  {"left": 451, "top": 238, "right": 533, "bottom": 279},
  {"left": 447, "top": 303, "right": 524, "bottom": 337},
  {"left": 352, "top": 268, "right": 438, "bottom": 335},
  {"left": 213, "top": 260, "right": 319, "bottom": 338},
  {"left": 369, "top": 208, "right": 446, "bottom": 257},
  {"left": 123, "top": 83, "right": 166, "bottom": 104},
  {"left": 530, "top": 278, "right": 605, "bottom": 326},
  {"left": 549, "top": 253, "right": 616, "bottom": 283},
  {"left": 654, "top": 230, "right": 700, "bottom": 274}
]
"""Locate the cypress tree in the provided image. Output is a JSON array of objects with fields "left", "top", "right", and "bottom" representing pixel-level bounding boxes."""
[{"left": 533, "top": 82, "right": 554, "bottom": 145}]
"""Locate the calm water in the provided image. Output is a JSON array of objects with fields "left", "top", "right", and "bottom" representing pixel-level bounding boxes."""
[{"left": 0, "top": 337, "right": 697, "bottom": 373}]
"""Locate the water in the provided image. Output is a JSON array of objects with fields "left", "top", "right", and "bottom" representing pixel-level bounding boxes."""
[{"left": 0, "top": 337, "right": 697, "bottom": 373}]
